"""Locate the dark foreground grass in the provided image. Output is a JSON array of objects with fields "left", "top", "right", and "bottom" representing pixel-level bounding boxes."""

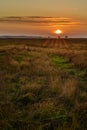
[{"left": 0, "top": 38, "right": 87, "bottom": 130}]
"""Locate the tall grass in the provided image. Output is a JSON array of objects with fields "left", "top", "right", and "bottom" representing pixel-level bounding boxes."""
[{"left": 0, "top": 38, "right": 87, "bottom": 130}]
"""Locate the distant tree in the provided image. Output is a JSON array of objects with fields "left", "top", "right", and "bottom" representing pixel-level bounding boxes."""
[
  {"left": 65, "top": 35, "right": 68, "bottom": 39},
  {"left": 58, "top": 36, "right": 61, "bottom": 39}
]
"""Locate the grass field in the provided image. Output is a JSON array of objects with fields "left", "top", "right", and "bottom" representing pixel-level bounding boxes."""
[{"left": 0, "top": 38, "right": 87, "bottom": 130}]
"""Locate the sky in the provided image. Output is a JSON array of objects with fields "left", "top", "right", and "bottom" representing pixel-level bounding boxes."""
[{"left": 0, "top": 0, "right": 87, "bottom": 37}]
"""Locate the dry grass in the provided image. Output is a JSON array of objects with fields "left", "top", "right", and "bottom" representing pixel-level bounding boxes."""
[{"left": 0, "top": 38, "right": 87, "bottom": 130}]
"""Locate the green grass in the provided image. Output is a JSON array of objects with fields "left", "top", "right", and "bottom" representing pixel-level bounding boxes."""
[
  {"left": 14, "top": 56, "right": 23, "bottom": 62},
  {"left": 50, "top": 55, "right": 87, "bottom": 80}
]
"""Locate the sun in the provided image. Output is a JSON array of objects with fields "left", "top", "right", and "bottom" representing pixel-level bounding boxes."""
[{"left": 55, "top": 29, "right": 62, "bottom": 34}]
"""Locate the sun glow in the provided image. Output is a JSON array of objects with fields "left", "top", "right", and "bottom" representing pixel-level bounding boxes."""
[{"left": 55, "top": 29, "right": 62, "bottom": 34}]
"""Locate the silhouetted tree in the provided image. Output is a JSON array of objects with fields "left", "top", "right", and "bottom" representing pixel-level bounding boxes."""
[{"left": 65, "top": 35, "right": 68, "bottom": 39}]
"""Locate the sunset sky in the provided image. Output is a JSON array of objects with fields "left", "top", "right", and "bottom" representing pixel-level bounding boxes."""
[{"left": 0, "top": 0, "right": 87, "bottom": 37}]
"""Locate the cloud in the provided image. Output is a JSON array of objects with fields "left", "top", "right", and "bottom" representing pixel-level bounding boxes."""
[{"left": 0, "top": 16, "right": 80, "bottom": 26}]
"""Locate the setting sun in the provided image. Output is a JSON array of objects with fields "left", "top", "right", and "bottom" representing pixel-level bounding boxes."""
[{"left": 55, "top": 29, "right": 62, "bottom": 34}]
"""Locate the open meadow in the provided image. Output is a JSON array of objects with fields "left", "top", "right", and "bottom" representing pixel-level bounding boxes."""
[{"left": 0, "top": 38, "right": 87, "bottom": 130}]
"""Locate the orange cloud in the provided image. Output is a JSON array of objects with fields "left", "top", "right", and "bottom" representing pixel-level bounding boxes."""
[{"left": 0, "top": 16, "right": 81, "bottom": 26}]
